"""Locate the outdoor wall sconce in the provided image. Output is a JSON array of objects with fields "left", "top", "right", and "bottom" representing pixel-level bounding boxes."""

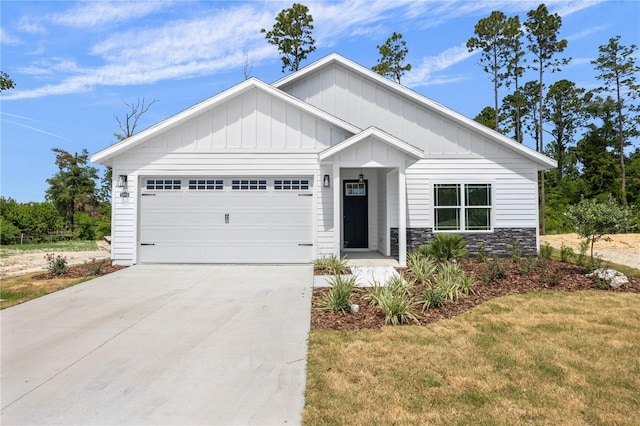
[
  {"left": 358, "top": 168, "right": 365, "bottom": 184},
  {"left": 117, "top": 175, "right": 128, "bottom": 188},
  {"left": 323, "top": 174, "right": 330, "bottom": 187}
]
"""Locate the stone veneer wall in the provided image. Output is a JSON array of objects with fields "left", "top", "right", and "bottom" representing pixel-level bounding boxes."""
[{"left": 390, "top": 227, "right": 538, "bottom": 258}]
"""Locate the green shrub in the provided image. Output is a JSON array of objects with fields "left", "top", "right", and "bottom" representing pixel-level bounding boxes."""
[
  {"left": 430, "top": 262, "right": 475, "bottom": 302},
  {"left": 482, "top": 258, "right": 507, "bottom": 282},
  {"left": 407, "top": 251, "right": 438, "bottom": 284},
  {"left": 0, "top": 217, "right": 20, "bottom": 244},
  {"left": 476, "top": 243, "right": 487, "bottom": 262},
  {"left": 44, "top": 253, "right": 67, "bottom": 276},
  {"left": 421, "top": 285, "right": 446, "bottom": 311},
  {"left": 576, "top": 240, "right": 589, "bottom": 267},
  {"left": 314, "top": 255, "right": 349, "bottom": 275},
  {"left": 419, "top": 234, "right": 468, "bottom": 262},
  {"left": 386, "top": 275, "right": 414, "bottom": 297},
  {"left": 539, "top": 242, "right": 553, "bottom": 260},
  {"left": 74, "top": 212, "right": 95, "bottom": 240},
  {"left": 517, "top": 257, "right": 537, "bottom": 276},
  {"left": 560, "top": 244, "right": 574, "bottom": 263},
  {"left": 375, "top": 288, "right": 418, "bottom": 326},
  {"left": 507, "top": 240, "right": 522, "bottom": 263},
  {"left": 318, "top": 275, "right": 356, "bottom": 314}
]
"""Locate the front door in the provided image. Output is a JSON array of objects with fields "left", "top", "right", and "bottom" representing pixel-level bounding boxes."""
[{"left": 343, "top": 180, "right": 368, "bottom": 248}]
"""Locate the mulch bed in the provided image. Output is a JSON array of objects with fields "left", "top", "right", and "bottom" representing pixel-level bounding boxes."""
[
  {"left": 312, "top": 258, "right": 640, "bottom": 330},
  {"left": 34, "top": 260, "right": 127, "bottom": 280}
]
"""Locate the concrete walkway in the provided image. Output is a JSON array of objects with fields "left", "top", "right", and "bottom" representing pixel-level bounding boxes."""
[{"left": 1, "top": 264, "right": 313, "bottom": 425}]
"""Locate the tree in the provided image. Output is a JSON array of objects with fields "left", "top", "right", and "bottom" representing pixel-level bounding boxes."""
[
  {"left": 372, "top": 32, "right": 412, "bottom": 84},
  {"left": 473, "top": 106, "right": 497, "bottom": 130},
  {"left": 467, "top": 11, "right": 513, "bottom": 130},
  {"left": 524, "top": 3, "right": 570, "bottom": 235},
  {"left": 0, "top": 71, "right": 15, "bottom": 91},
  {"left": 592, "top": 36, "right": 640, "bottom": 206},
  {"left": 565, "top": 195, "right": 633, "bottom": 263},
  {"left": 543, "top": 79, "right": 587, "bottom": 180},
  {"left": 503, "top": 15, "right": 525, "bottom": 143},
  {"left": 576, "top": 96, "right": 620, "bottom": 199},
  {"left": 46, "top": 149, "right": 98, "bottom": 231},
  {"left": 113, "top": 98, "right": 158, "bottom": 142},
  {"left": 261, "top": 3, "right": 316, "bottom": 72}
]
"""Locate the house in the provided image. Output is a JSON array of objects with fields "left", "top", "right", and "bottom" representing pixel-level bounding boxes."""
[{"left": 91, "top": 54, "right": 556, "bottom": 267}]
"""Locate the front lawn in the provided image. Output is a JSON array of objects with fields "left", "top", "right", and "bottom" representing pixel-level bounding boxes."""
[
  {"left": 304, "top": 290, "right": 640, "bottom": 425},
  {"left": 0, "top": 240, "right": 98, "bottom": 257}
]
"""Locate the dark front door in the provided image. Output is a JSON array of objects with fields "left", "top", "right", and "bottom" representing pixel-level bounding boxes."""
[{"left": 343, "top": 180, "right": 368, "bottom": 248}]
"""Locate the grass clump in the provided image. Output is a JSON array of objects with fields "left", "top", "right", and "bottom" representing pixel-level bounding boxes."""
[
  {"left": 318, "top": 275, "right": 356, "bottom": 314},
  {"left": 367, "top": 275, "right": 418, "bottom": 325},
  {"left": 407, "top": 250, "right": 438, "bottom": 284},
  {"left": 314, "top": 255, "right": 350, "bottom": 275},
  {"left": 419, "top": 234, "right": 468, "bottom": 262},
  {"left": 539, "top": 242, "right": 553, "bottom": 259},
  {"left": 560, "top": 244, "right": 574, "bottom": 263}
]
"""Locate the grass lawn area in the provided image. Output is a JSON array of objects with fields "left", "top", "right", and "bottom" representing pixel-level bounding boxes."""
[
  {"left": 0, "top": 240, "right": 98, "bottom": 257},
  {"left": 304, "top": 290, "right": 640, "bottom": 425}
]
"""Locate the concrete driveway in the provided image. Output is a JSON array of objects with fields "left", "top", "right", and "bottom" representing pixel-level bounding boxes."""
[{"left": 1, "top": 264, "right": 313, "bottom": 425}]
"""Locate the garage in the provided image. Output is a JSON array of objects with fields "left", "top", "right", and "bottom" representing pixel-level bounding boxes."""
[{"left": 139, "top": 177, "right": 314, "bottom": 263}]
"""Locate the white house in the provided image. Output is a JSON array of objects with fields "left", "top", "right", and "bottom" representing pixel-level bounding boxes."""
[{"left": 92, "top": 54, "right": 556, "bottom": 267}]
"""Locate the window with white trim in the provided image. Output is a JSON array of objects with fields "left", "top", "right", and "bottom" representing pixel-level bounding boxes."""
[
  {"left": 274, "top": 179, "right": 309, "bottom": 190},
  {"left": 231, "top": 179, "right": 267, "bottom": 190},
  {"left": 146, "top": 179, "right": 181, "bottom": 190},
  {"left": 434, "top": 183, "right": 492, "bottom": 231},
  {"left": 188, "top": 179, "right": 223, "bottom": 190}
]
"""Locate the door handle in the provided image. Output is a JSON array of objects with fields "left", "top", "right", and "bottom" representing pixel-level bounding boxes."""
[{"left": 225, "top": 213, "right": 229, "bottom": 224}]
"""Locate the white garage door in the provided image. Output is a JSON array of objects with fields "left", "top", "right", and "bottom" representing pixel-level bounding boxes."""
[{"left": 139, "top": 177, "right": 314, "bottom": 263}]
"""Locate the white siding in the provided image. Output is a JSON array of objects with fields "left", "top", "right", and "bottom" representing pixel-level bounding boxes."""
[{"left": 316, "top": 165, "right": 334, "bottom": 258}]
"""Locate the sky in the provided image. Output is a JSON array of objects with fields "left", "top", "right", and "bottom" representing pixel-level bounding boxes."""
[{"left": 1, "top": 0, "right": 639, "bottom": 203}]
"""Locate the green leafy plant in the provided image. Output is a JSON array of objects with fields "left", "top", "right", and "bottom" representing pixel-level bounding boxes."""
[
  {"left": 539, "top": 242, "right": 553, "bottom": 260},
  {"left": 560, "top": 244, "right": 574, "bottom": 262},
  {"left": 314, "top": 255, "right": 349, "bottom": 275},
  {"left": 318, "top": 275, "right": 356, "bottom": 314},
  {"left": 507, "top": 240, "right": 522, "bottom": 263},
  {"left": 44, "top": 253, "right": 67, "bottom": 276},
  {"left": 407, "top": 251, "right": 438, "bottom": 284},
  {"left": 375, "top": 287, "right": 418, "bottom": 326},
  {"left": 90, "top": 259, "right": 103, "bottom": 276},
  {"left": 476, "top": 242, "right": 487, "bottom": 262},
  {"left": 420, "top": 285, "right": 446, "bottom": 311},
  {"left": 576, "top": 239, "right": 589, "bottom": 267},
  {"left": 517, "top": 257, "right": 538, "bottom": 276},
  {"left": 482, "top": 258, "right": 507, "bottom": 282},
  {"left": 419, "top": 234, "right": 468, "bottom": 262}
]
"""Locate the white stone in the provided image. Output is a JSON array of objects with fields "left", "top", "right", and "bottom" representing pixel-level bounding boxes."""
[{"left": 586, "top": 268, "right": 629, "bottom": 289}]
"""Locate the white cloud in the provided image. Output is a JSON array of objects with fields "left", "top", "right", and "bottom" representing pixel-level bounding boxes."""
[
  {"left": 404, "top": 43, "right": 477, "bottom": 87},
  {"left": 50, "top": 1, "right": 172, "bottom": 27},
  {"left": 0, "top": 28, "right": 21, "bottom": 46}
]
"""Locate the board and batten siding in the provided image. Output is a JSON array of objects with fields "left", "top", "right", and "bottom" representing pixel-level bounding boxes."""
[
  {"left": 108, "top": 87, "right": 353, "bottom": 265},
  {"left": 283, "top": 63, "right": 540, "bottom": 231}
]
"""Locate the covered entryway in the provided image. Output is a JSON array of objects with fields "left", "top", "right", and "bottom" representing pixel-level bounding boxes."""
[
  {"left": 138, "top": 177, "right": 313, "bottom": 263},
  {"left": 319, "top": 127, "right": 423, "bottom": 267}
]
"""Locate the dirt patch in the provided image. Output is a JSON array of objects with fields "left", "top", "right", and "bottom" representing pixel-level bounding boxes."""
[
  {"left": 540, "top": 233, "right": 640, "bottom": 268},
  {"left": 312, "top": 258, "right": 640, "bottom": 330},
  {"left": 0, "top": 240, "right": 112, "bottom": 279}
]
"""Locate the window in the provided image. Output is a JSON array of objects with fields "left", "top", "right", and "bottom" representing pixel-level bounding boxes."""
[
  {"left": 232, "top": 179, "right": 266, "bottom": 190},
  {"left": 434, "top": 183, "right": 491, "bottom": 231},
  {"left": 188, "top": 179, "right": 223, "bottom": 190},
  {"left": 146, "top": 179, "right": 181, "bottom": 190},
  {"left": 274, "top": 179, "right": 309, "bottom": 190},
  {"left": 345, "top": 182, "right": 366, "bottom": 196}
]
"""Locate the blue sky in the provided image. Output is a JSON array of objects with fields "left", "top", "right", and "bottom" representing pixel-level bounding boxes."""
[{"left": 1, "top": 0, "right": 638, "bottom": 203}]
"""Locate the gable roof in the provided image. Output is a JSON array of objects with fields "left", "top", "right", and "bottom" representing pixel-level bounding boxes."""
[
  {"left": 319, "top": 126, "right": 423, "bottom": 161},
  {"left": 274, "top": 53, "right": 557, "bottom": 171},
  {"left": 91, "top": 77, "right": 361, "bottom": 165}
]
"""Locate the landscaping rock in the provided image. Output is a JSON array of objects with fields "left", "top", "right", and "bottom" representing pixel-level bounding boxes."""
[{"left": 586, "top": 268, "right": 629, "bottom": 289}]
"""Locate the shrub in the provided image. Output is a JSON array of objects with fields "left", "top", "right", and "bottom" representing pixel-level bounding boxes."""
[
  {"left": 507, "top": 240, "right": 522, "bottom": 263},
  {"left": 0, "top": 217, "right": 20, "bottom": 244},
  {"left": 375, "top": 288, "right": 418, "bottom": 326},
  {"left": 74, "top": 212, "right": 95, "bottom": 240},
  {"left": 539, "top": 242, "right": 553, "bottom": 260},
  {"left": 482, "top": 258, "right": 507, "bottom": 282},
  {"left": 421, "top": 285, "right": 446, "bottom": 311},
  {"left": 476, "top": 243, "right": 487, "bottom": 262},
  {"left": 407, "top": 251, "right": 438, "bottom": 284},
  {"left": 430, "top": 262, "right": 475, "bottom": 302},
  {"left": 560, "top": 244, "right": 574, "bottom": 263},
  {"left": 517, "top": 257, "right": 537, "bottom": 276},
  {"left": 44, "top": 253, "right": 67, "bottom": 276},
  {"left": 318, "top": 275, "right": 356, "bottom": 313},
  {"left": 576, "top": 240, "right": 589, "bottom": 267},
  {"left": 419, "top": 234, "right": 468, "bottom": 262},
  {"left": 314, "top": 255, "right": 349, "bottom": 275}
]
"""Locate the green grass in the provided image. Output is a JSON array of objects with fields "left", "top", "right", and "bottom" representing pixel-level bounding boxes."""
[
  {"left": 548, "top": 246, "right": 640, "bottom": 278},
  {"left": 304, "top": 291, "right": 640, "bottom": 425},
  {"left": 0, "top": 240, "right": 98, "bottom": 257}
]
